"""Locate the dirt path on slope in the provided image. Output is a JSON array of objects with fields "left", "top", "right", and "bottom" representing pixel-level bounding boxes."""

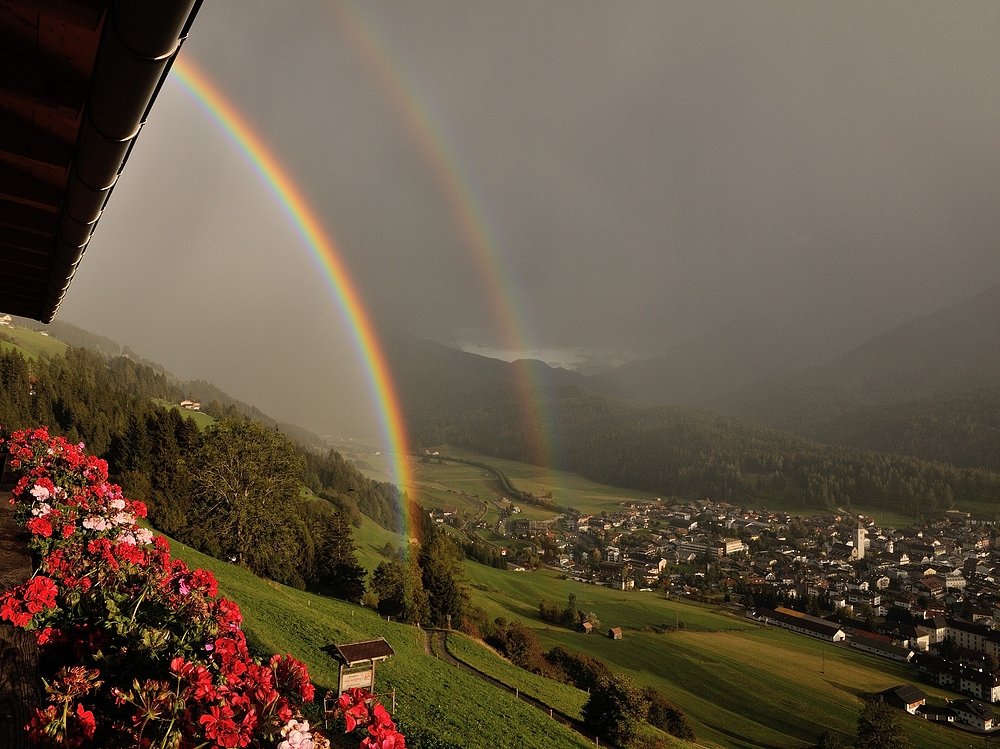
[{"left": 427, "top": 630, "right": 597, "bottom": 742}]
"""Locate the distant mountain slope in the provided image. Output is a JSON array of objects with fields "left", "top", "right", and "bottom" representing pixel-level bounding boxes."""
[
  {"left": 12, "top": 316, "right": 123, "bottom": 359},
  {"left": 792, "top": 387, "right": 1000, "bottom": 472},
  {"left": 383, "top": 332, "right": 1000, "bottom": 514},
  {"left": 586, "top": 313, "right": 852, "bottom": 407},
  {"left": 716, "top": 284, "right": 1000, "bottom": 469},
  {"left": 11, "top": 316, "right": 327, "bottom": 449}
]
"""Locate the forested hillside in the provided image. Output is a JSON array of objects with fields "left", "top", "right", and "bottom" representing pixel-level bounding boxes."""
[
  {"left": 759, "top": 387, "right": 1000, "bottom": 473},
  {"left": 10, "top": 316, "right": 326, "bottom": 448},
  {"left": 0, "top": 345, "right": 402, "bottom": 593},
  {"left": 713, "top": 284, "right": 1000, "bottom": 471},
  {"left": 384, "top": 333, "right": 1000, "bottom": 515}
]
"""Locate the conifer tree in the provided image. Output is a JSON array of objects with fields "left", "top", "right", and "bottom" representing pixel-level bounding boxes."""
[
  {"left": 419, "top": 533, "right": 468, "bottom": 628},
  {"left": 316, "top": 510, "right": 367, "bottom": 603}
]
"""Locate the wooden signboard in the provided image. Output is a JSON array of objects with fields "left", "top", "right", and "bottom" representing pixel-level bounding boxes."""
[
  {"left": 340, "top": 668, "right": 374, "bottom": 692},
  {"left": 324, "top": 638, "right": 395, "bottom": 697}
]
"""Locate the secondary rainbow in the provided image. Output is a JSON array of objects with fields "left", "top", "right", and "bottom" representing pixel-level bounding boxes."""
[
  {"left": 167, "top": 54, "right": 419, "bottom": 535},
  {"left": 331, "top": 1, "right": 561, "bottom": 470}
]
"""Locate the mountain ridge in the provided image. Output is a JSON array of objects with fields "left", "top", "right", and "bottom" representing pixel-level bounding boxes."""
[{"left": 9, "top": 316, "right": 328, "bottom": 449}]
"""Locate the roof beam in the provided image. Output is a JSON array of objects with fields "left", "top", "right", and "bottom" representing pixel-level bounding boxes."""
[
  {"left": 0, "top": 258, "right": 48, "bottom": 276},
  {"left": 0, "top": 225, "right": 51, "bottom": 254},
  {"left": 1, "top": 0, "right": 105, "bottom": 31},
  {"left": 0, "top": 160, "right": 61, "bottom": 210},
  {"left": 0, "top": 200, "right": 57, "bottom": 236},
  {"left": 0, "top": 224, "right": 52, "bottom": 259},
  {"left": 0, "top": 51, "right": 87, "bottom": 121},
  {"left": 0, "top": 113, "right": 74, "bottom": 172},
  {"left": 0, "top": 294, "right": 43, "bottom": 316},
  {"left": 0, "top": 273, "right": 47, "bottom": 295}
]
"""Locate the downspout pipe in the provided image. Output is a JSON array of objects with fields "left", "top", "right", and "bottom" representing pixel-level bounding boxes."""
[{"left": 41, "top": 0, "right": 204, "bottom": 322}]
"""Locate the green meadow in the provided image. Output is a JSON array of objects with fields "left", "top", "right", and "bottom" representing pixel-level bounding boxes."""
[
  {"left": 167, "top": 537, "right": 595, "bottom": 749},
  {"left": 419, "top": 446, "right": 659, "bottom": 515},
  {"left": 152, "top": 398, "right": 216, "bottom": 429},
  {"left": 381, "top": 449, "right": 960, "bottom": 746},
  {"left": 345, "top": 446, "right": 984, "bottom": 747},
  {"left": 351, "top": 513, "right": 407, "bottom": 571},
  {"left": 402, "top": 448, "right": 663, "bottom": 555},
  {"left": 0, "top": 326, "right": 69, "bottom": 359},
  {"left": 458, "top": 560, "right": 976, "bottom": 749}
]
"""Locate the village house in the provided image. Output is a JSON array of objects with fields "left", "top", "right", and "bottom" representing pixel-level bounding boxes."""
[
  {"left": 850, "top": 634, "right": 914, "bottom": 663},
  {"left": 876, "top": 685, "right": 927, "bottom": 714},
  {"left": 951, "top": 699, "right": 997, "bottom": 732},
  {"left": 753, "top": 607, "right": 847, "bottom": 643}
]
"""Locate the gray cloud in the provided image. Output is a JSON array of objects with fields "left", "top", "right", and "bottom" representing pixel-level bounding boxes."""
[{"left": 61, "top": 0, "right": 1000, "bottom": 437}]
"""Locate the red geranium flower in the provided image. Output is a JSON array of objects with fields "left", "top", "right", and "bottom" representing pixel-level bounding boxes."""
[
  {"left": 26, "top": 516, "right": 53, "bottom": 538},
  {"left": 23, "top": 576, "right": 58, "bottom": 613}
]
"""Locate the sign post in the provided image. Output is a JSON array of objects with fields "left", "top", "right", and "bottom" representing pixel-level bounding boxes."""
[
  {"left": 323, "top": 638, "right": 396, "bottom": 729},
  {"left": 324, "top": 638, "right": 395, "bottom": 697}
]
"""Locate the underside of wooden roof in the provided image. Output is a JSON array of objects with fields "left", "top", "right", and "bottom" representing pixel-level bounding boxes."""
[{"left": 0, "top": 0, "right": 202, "bottom": 322}]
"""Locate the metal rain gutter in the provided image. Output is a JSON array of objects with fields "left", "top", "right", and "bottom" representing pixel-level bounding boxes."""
[{"left": 40, "top": 0, "right": 204, "bottom": 323}]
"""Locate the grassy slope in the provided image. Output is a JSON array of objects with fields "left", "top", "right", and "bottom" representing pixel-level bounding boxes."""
[
  {"left": 152, "top": 399, "right": 216, "bottom": 430},
  {"left": 444, "top": 632, "right": 589, "bottom": 720},
  {"left": 167, "top": 538, "right": 593, "bottom": 749},
  {"left": 173, "top": 408, "right": 215, "bottom": 430},
  {"left": 1, "top": 327, "right": 69, "bottom": 359},
  {"left": 351, "top": 517, "right": 407, "bottom": 572},
  {"left": 460, "top": 561, "right": 976, "bottom": 749}
]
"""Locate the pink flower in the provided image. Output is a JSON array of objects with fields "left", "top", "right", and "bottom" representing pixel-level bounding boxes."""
[
  {"left": 278, "top": 719, "right": 315, "bottom": 749},
  {"left": 30, "top": 484, "right": 51, "bottom": 500},
  {"left": 134, "top": 528, "right": 154, "bottom": 545},
  {"left": 82, "top": 516, "right": 108, "bottom": 532}
]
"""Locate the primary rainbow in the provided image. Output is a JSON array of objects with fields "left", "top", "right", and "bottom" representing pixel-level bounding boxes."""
[{"left": 167, "top": 54, "right": 419, "bottom": 538}]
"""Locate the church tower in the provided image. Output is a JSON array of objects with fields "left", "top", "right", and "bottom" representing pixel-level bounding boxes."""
[{"left": 853, "top": 523, "right": 867, "bottom": 560}]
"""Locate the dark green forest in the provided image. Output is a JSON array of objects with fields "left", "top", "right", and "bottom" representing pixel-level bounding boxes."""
[
  {"left": 401, "top": 377, "right": 1000, "bottom": 515},
  {"left": 741, "top": 386, "right": 1000, "bottom": 474}
]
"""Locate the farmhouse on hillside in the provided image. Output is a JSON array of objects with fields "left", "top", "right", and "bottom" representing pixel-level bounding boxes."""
[{"left": 876, "top": 685, "right": 926, "bottom": 715}]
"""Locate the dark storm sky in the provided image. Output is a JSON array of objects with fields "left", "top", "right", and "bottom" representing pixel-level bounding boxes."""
[{"left": 60, "top": 0, "right": 1000, "bottom": 437}]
